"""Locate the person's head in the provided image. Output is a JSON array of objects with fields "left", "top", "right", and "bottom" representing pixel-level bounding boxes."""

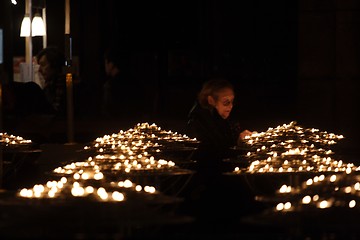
[
  {"left": 198, "top": 78, "right": 235, "bottom": 119},
  {"left": 36, "top": 46, "right": 65, "bottom": 84},
  {"left": 104, "top": 47, "right": 129, "bottom": 77}
]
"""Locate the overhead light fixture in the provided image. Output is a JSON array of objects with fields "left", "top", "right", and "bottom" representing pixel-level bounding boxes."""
[
  {"left": 20, "top": 13, "right": 46, "bottom": 37},
  {"left": 20, "top": 14, "right": 31, "bottom": 37},
  {"left": 11, "top": 0, "right": 17, "bottom": 5},
  {"left": 32, "top": 13, "right": 46, "bottom": 36}
]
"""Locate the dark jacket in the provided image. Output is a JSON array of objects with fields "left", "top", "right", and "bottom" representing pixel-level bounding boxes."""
[
  {"left": 186, "top": 101, "right": 242, "bottom": 174},
  {"left": 186, "top": 102, "right": 238, "bottom": 149},
  {"left": 43, "top": 75, "right": 67, "bottom": 117},
  {"left": 10, "top": 81, "right": 56, "bottom": 116}
]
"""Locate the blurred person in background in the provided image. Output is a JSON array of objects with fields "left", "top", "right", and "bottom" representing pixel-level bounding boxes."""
[{"left": 2, "top": 46, "right": 67, "bottom": 143}]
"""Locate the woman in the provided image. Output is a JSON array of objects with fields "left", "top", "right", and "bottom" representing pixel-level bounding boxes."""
[
  {"left": 187, "top": 78, "right": 252, "bottom": 150},
  {"left": 36, "top": 46, "right": 66, "bottom": 115},
  {"left": 180, "top": 78, "right": 253, "bottom": 220}
]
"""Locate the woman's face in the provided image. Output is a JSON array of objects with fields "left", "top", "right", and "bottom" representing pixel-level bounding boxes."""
[{"left": 209, "top": 88, "right": 235, "bottom": 119}]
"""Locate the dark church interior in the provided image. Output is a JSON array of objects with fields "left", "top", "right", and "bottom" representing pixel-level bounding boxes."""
[{"left": 1, "top": 0, "right": 360, "bottom": 239}]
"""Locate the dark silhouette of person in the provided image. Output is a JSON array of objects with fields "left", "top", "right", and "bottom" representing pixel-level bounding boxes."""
[
  {"left": 35, "top": 46, "right": 66, "bottom": 115},
  {"left": 4, "top": 46, "right": 66, "bottom": 118},
  {"left": 3, "top": 46, "right": 67, "bottom": 143},
  {"left": 102, "top": 46, "right": 144, "bottom": 120},
  {"left": 178, "top": 78, "right": 255, "bottom": 235}
]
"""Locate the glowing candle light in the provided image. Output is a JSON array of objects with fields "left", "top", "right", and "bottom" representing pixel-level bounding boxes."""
[
  {"left": 302, "top": 195, "right": 311, "bottom": 204},
  {"left": 330, "top": 175, "right": 337, "bottom": 182},
  {"left": 112, "top": 191, "right": 125, "bottom": 201},
  {"left": 94, "top": 172, "right": 104, "bottom": 180},
  {"left": 349, "top": 200, "right": 356, "bottom": 208},
  {"left": 48, "top": 191, "right": 56, "bottom": 198},
  {"left": 284, "top": 202, "right": 291, "bottom": 210},
  {"left": 344, "top": 186, "right": 352, "bottom": 194},
  {"left": 279, "top": 185, "right": 288, "bottom": 193},
  {"left": 34, "top": 191, "right": 42, "bottom": 198},
  {"left": 319, "top": 200, "right": 329, "bottom": 209},
  {"left": 276, "top": 203, "right": 284, "bottom": 211},
  {"left": 144, "top": 186, "right": 156, "bottom": 193},
  {"left": 311, "top": 176, "right": 318, "bottom": 183},
  {"left": 97, "top": 187, "right": 108, "bottom": 200},
  {"left": 85, "top": 186, "right": 94, "bottom": 194},
  {"left": 73, "top": 173, "right": 80, "bottom": 179},
  {"left": 33, "top": 184, "right": 45, "bottom": 193},
  {"left": 19, "top": 188, "right": 28, "bottom": 197}
]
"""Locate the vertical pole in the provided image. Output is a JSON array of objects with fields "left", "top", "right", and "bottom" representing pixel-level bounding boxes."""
[
  {"left": 65, "top": 0, "right": 70, "bottom": 35},
  {"left": 42, "top": 7, "right": 47, "bottom": 48},
  {"left": 65, "top": 0, "right": 74, "bottom": 143},
  {"left": 0, "top": 35, "right": 2, "bottom": 186},
  {"left": 0, "top": 27, "right": 3, "bottom": 187},
  {"left": 25, "top": 0, "right": 33, "bottom": 82}
]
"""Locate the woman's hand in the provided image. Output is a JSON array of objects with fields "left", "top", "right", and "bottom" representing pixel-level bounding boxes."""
[{"left": 239, "top": 129, "right": 253, "bottom": 140}]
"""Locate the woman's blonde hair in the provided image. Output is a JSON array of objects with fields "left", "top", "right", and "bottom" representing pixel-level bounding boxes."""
[{"left": 198, "top": 78, "right": 234, "bottom": 109}]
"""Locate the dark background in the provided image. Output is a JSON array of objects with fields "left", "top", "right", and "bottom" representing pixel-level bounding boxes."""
[{"left": 1, "top": 0, "right": 359, "bottom": 153}]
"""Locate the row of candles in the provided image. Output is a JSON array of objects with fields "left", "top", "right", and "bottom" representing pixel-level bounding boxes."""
[
  {"left": 234, "top": 121, "right": 357, "bottom": 174},
  {"left": 0, "top": 132, "right": 32, "bottom": 146},
  {"left": 88, "top": 122, "right": 198, "bottom": 153},
  {"left": 273, "top": 172, "right": 360, "bottom": 212},
  {"left": 52, "top": 155, "right": 177, "bottom": 175},
  {"left": 233, "top": 121, "right": 360, "bottom": 212},
  {"left": 4, "top": 121, "right": 358, "bottom": 213},
  {"left": 19, "top": 177, "right": 155, "bottom": 201},
  {"left": 15, "top": 122, "right": 197, "bottom": 201}
]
